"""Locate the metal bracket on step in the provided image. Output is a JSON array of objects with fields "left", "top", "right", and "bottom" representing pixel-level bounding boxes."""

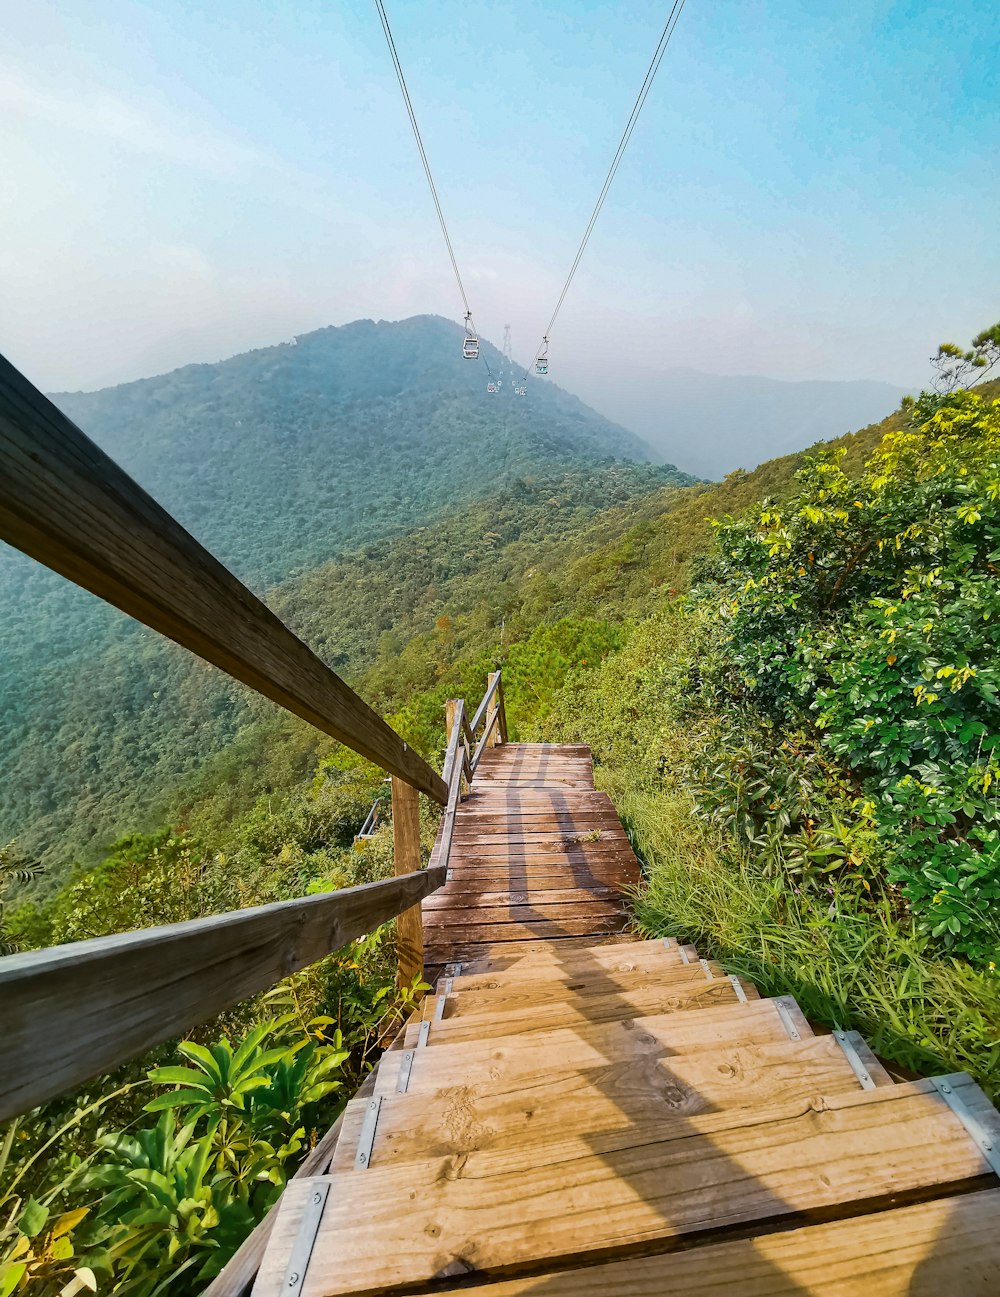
[
  {"left": 679, "top": 946, "right": 691, "bottom": 965},
  {"left": 662, "top": 936, "right": 675, "bottom": 951},
  {"left": 417, "top": 1019, "right": 431, "bottom": 1048},
  {"left": 932, "top": 1077, "right": 1000, "bottom": 1176},
  {"left": 354, "top": 1095, "right": 383, "bottom": 1170},
  {"left": 832, "top": 1030, "right": 876, "bottom": 1090},
  {"left": 446, "top": 868, "right": 454, "bottom": 881},
  {"left": 442, "top": 976, "right": 454, "bottom": 995},
  {"left": 700, "top": 958, "right": 714, "bottom": 981},
  {"left": 433, "top": 994, "right": 447, "bottom": 1021},
  {"left": 774, "top": 997, "right": 802, "bottom": 1041},
  {"left": 728, "top": 974, "right": 748, "bottom": 1004},
  {"left": 396, "top": 1049, "right": 415, "bottom": 1094},
  {"left": 444, "top": 962, "right": 463, "bottom": 977},
  {"left": 283, "top": 1181, "right": 329, "bottom": 1297}
]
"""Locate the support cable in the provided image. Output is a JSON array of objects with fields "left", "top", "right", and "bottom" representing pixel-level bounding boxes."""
[
  {"left": 373, "top": 0, "right": 478, "bottom": 333},
  {"left": 527, "top": 0, "right": 688, "bottom": 375}
]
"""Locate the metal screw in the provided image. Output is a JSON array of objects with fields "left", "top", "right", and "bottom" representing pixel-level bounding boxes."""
[
  {"left": 358, "top": 1152, "right": 367, "bottom": 1164},
  {"left": 287, "top": 1273, "right": 299, "bottom": 1287},
  {"left": 312, "top": 1191, "right": 323, "bottom": 1205}
]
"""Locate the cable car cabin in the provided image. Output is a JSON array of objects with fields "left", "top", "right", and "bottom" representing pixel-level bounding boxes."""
[
  {"left": 463, "top": 335, "right": 479, "bottom": 360},
  {"left": 515, "top": 384, "right": 527, "bottom": 396},
  {"left": 535, "top": 357, "right": 548, "bottom": 375},
  {"left": 486, "top": 382, "right": 497, "bottom": 393}
]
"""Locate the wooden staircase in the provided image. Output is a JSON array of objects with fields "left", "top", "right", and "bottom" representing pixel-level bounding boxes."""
[{"left": 252, "top": 746, "right": 1000, "bottom": 1296}]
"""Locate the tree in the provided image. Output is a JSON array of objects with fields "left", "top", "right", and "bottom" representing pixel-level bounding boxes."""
[
  {"left": 0, "top": 842, "right": 43, "bottom": 954},
  {"left": 930, "top": 321, "right": 1000, "bottom": 393}
]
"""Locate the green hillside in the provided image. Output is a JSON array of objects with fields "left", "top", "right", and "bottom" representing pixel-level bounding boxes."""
[{"left": 0, "top": 318, "right": 689, "bottom": 876}]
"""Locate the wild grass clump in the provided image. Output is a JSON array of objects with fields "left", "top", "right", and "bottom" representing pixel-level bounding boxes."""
[{"left": 609, "top": 776, "right": 1000, "bottom": 1097}]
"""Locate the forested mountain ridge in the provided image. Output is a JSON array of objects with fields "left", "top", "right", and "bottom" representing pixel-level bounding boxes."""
[
  {"left": 49, "top": 314, "right": 655, "bottom": 583},
  {"left": 1, "top": 318, "right": 685, "bottom": 878}
]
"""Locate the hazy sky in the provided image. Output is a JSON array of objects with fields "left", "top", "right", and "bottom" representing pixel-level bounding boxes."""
[{"left": 2, "top": 0, "right": 997, "bottom": 399}]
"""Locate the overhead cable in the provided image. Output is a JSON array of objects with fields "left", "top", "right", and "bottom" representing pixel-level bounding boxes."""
[
  {"left": 373, "top": 0, "right": 476, "bottom": 325},
  {"left": 529, "top": 0, "right": 688, "bottom": 371}
]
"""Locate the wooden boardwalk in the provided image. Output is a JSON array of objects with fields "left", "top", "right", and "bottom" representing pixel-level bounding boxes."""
[
  {"left": 423, "top": 742, "right": 642, "bottom": 973},
  {"left": 253, "top": 745, "right": 1000, "bottom": 1296}
]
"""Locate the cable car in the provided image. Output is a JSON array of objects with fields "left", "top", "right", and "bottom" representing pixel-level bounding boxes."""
[
  {"left": 514, "top": 382, "right": 527, "bottom": 396},
  {"left": 486, "top": 381, "right": 497, "bottom": 393},
  {"left": 462, "top": 312, "right": 479, "bottom": 360},
  {"left": 535, "top": 337, "right": 549, "bottom": 375}
]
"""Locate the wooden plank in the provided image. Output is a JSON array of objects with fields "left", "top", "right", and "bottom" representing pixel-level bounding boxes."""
[
  {"left": 390, "top": 777, "right": 424, "bottom": 988},
  {"left": 331, "top": 1034, "right": 871, "bottom": 1172},
  {"left": 421, "top": 917, "right": 626, "bottom": 954},
  {"left": 420, "top": 974, "right": 747, "bottom": 1043},
  {"left": 445, "top": 938, "right": 687, "bottom": 986},
  {"left": 0, "top": 866, "right": 445, "bottom": 1122},
  {"left": 425, "top": 1190, "right": 1000, "bottom": 1296},
  {"left": 429, "top": 962, "right": 727, "bottom": 1019},
  {"left": 423, "top": 885, "right": 621, "bottom": 906},
  {"left": 376, "top": 998, "right": 812, "bottom": 1095},
  {"left": 0, "top": 353, "right": 446, "bottom": 803},
  {"left": 256, "top": 1075, "right": 998, "bottom": 1295},
  {"left": 423, "top": 901, "right": 626, "bottom": 928}
]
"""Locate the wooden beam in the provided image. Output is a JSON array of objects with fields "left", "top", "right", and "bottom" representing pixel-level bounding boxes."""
[
  {"left": 0, "top": 353, "right": 446, "bottom": 803},
  {"left": 0, "top": 866, "right": 445, "bottom": 1122},
  {"left": 391, "top": 777, "right": 425, "bottom": 988}
]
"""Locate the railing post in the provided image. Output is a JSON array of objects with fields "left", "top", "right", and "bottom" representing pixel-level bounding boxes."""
[
  {"left": 391, "top": 776, "right": 424, "bottom": 989},
  {"left": 486, "top": 671, "right": 502, "bottom": 748},
  {"left": 444, "top": 699, "right": 469, "bottom": 795}
]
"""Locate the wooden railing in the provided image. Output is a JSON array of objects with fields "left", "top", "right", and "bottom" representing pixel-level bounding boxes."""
[{"left": 0, "top": 347, "right": 508, "bottom": 1289}]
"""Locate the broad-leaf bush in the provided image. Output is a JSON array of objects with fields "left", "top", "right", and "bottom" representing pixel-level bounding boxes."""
[{"left": 705, "top": 389, "right": 1000, "bottom": 961}]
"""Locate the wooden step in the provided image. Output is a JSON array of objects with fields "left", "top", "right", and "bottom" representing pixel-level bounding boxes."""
[
  {"left": 442, "top": 937, "right": 693, "bottom": 986},
  {"left": 376, "top": 997, "right": 814, "bottom": 1097},
  {"left": 407, "top": 971, "right": 758, "bottom": 1045},
  {"left": 425, "top": 961, "right": 729, "bottom": 1020},
  {"left": 425, "top": 1189, "right": 1000, "bottom": 1296},
  {"left": 254, "top": 1075, "right": 998, "bottom": 1296},
  {"left": 331, "top": 1032, "right": 885, "bottom": 1172}
]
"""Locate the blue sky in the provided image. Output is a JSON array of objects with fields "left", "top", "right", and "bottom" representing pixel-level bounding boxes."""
[{"left": 1, "top": 0, "right": 997, "bottom": 400}]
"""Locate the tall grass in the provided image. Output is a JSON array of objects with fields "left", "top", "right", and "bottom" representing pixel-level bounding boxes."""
[{"left": 606, "top": 774, "right": 1000, "bottom": 1098}]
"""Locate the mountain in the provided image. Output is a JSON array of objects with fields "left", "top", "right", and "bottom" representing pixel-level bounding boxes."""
[
  {"left": 584, "top": 367, "right": 911, "bottom": 479},
  {"left": 0, "top": 317, "right": 688, "bottom": 875}
]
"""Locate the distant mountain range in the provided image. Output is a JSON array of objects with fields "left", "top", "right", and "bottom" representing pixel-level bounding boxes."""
[{"left": 584, "top": 368, "right": 911, "bottom": 479}]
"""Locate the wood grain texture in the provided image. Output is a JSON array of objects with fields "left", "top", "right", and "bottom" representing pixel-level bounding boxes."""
[
  {"left": 0, "top": 866, "right": 444, "bottom": 1121},
  {"left": 424, "top": 743, "right": 640, "bottom": 969},
  {"left": 390, "top": 777, "right": 424, "bottom": 988},
  {"left": 255, "top": 1075, "right": 998, "bottom": 1295},
  {"left": 430, "top": 962, "right": 727, "bottom": 1019},
  {"left": 330, "top": 1034, "right": 869, "bottom": 1172},
  {"left": 0, "top": 354, "right": 446, "bottom": 803},
  {"left": 424, "top": 1190, "right": 1000, "bottom": 1296},
  {"left": 419, "top": 973, "right": 747, "bottom": 1043},
  {"left": 374, "top": 998, "right": 814, "bottom": 1097}
]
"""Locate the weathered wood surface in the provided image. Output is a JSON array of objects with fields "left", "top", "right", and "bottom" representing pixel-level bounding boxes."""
[
  {"left": 0, "top": 866, "right": 444, "bottom": 1122},
  {"left": 423, "top": 743, "right": 641, "bottom": 971},
  {"left": 330, "top": 1034, "right": 870, "bottom": 1171},
  {"left": 255, "top": 1075, "right": 998, "bottom": 1295},
  {"left": 444, "top": 936, "right": 688, "bottom": 984},
  {"left": 390, "top": 777, "right": 424, "bottom": 987},
  {"left": 373, "top": 997, "right": 815, "bottom": 1097},
  {"left": 409, "top": 973, "right": 751, "bottom": 1045},
  {"left": 0, "top": 353, "right": 446, "bottom": 803},
  {"left": 425, "top": 1190, "right": 1000, "bottom": 1296},
  {"left": 427, "top": 961, "right": 728, "bottom": 1019}
]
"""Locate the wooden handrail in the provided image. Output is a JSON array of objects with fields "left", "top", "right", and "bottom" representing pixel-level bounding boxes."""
[
  {"left": 0, "top": 353, "right": 446, "bottom": 804},
  {"left": 0, "top": 866, "right": 444, "bottom": 1123},
  {"left": 468, "top": 670, "right": 501, "bottom": 736}
]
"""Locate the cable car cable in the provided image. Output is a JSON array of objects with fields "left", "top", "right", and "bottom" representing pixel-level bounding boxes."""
[
  {"left": 373, "top": 0, "right": 483, "bottom": 346},
  {"left": 527, "top": 0, "right": 688, "bottom": 373}
]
